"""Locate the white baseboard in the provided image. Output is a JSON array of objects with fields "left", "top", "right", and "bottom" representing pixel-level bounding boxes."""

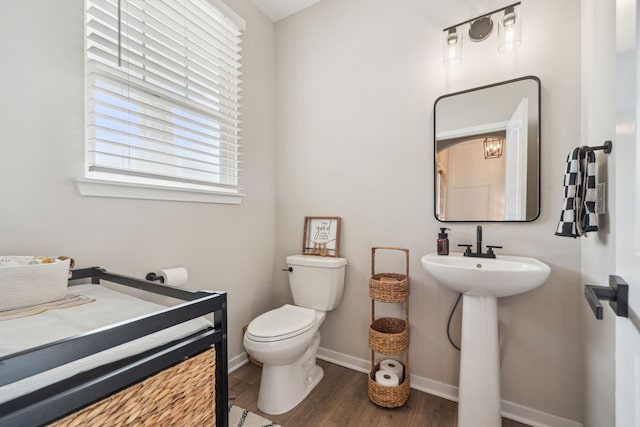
[
  {"left": 316, "top": 347, "right": 582, "bottom": 427},
  {"left": 316, "top": 346, "right": 370, "bottom": 373},
  {"left": 499, "top": 401, "right": 583, "bottom": 427},
  {"left": 228, "top": 352, "right": 249, "bottom": 373}
]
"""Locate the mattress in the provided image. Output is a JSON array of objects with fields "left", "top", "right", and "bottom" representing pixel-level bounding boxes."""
[{"left": 0, "top": 284, "right": 212, "bottom": 404}]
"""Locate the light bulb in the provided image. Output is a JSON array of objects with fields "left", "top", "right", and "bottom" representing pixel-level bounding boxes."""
[
  {"left": 498, "top": 7, "right": 521, "bottom": 52},
  {"left": 503, "top": 7, "right": 516, "bottom": 26},
  {"left": 443, "top": 28, "right": 462, "bottom": 67},
  {"left": 447, "top": 29, "right": 458, "bottom": 45}
]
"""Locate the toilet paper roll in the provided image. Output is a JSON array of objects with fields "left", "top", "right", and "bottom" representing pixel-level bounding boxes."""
[
  {"left": 375, "top": 369, "right": 400, "bottom": 387},
  {"left": 158, "top": 267, "right": 188, "bottom": 287},
  {"left": 379, "top": 359, "right": 404, "bottom": 383}
]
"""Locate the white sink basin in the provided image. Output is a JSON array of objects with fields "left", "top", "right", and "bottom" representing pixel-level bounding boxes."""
[{"left": 421, "top": 252, "right": 550, "bottom": 298}]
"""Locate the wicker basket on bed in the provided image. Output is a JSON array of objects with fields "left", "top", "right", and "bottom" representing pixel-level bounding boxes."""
[
  {"left": 50, "top": 348, "right": 216, "bottom": 426},
  {"left": 0, "top": 257, "right": 70, "bottom": 311}
]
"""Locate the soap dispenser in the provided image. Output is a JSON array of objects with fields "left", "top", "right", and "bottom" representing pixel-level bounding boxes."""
[{"left": 437, "top": 228, "right": 450, "bottom": 255}]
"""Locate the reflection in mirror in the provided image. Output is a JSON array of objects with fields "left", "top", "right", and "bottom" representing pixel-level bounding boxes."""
[{"left": 434, "top": 76, "right": 540, "bottom": 222}]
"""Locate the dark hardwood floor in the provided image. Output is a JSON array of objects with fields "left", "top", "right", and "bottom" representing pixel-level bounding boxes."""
[{"left": 229, "top": 359, "right": 529, "bottom": 427}]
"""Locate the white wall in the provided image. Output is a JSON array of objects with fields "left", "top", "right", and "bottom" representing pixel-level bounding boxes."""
[
  {"left": 580, "top": 1, "right": 616, "bottom": 426},
  {"left": 0, "top": 0, "right": 276, "bottom": 359},
  {"left": 274, "top": 0, "right": 583, "bottom": 422}
]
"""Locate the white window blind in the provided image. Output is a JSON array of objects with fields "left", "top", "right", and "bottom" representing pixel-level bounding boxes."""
[{"left": 85, "top": 0, "right": 245, "bottom": 197}]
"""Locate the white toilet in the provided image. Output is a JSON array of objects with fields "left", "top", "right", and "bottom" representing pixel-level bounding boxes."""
[{"left": 243, "top": 254, "right": 347, "bottom": 415}]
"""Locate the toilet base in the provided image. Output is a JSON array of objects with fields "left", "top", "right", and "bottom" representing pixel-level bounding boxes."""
[{"left": 257, "top": 332, "right": 323, "bottom": 415}]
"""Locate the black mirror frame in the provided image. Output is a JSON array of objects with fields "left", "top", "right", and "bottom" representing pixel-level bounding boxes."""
[{"left": 433, "top": 75, "right": 541, "bottom": 223}]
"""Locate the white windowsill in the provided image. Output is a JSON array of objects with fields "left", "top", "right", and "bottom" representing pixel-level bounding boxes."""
[{"left": 76, "top": 177, "right": 243, "bottom": 205}]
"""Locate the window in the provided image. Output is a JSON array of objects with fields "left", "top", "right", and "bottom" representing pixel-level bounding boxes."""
[{"left": 82, "top": 0, "right": 245, "bottom": 203}]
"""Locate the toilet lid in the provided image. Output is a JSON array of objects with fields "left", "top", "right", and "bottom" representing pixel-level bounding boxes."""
[{"left": 246, "top": 304, "right": 316, "bottom": 342}]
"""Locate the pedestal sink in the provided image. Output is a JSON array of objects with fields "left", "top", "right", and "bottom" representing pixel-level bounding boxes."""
[{"left": 421, "top": 252, "right": 550, "bottom": 427}]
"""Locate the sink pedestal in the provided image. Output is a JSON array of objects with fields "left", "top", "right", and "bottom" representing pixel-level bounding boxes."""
[
  {"left": 458, "top": 295, "right": 501, "bottom": 427},
  {"left": 420, "top": 252, "right": 551, "bottom": 427}
]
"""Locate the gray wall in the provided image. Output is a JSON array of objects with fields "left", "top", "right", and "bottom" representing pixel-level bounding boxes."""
[
  {"left": 274, "top": 0, "right": 583, "bottom": 422},
  {"left": 0, "top": 0, "right": 276, "bottom": 359}
]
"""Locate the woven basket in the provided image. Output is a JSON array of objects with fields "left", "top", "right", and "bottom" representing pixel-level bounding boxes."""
[
  {"left": 51, "top": 348, "right": 216, "bottom": 426},
  {"left": 369, "top": 247, "right": 409, "bottom": 303},
  {"left": 0, "top": 257, "right": 70, "bottom": 311},
  {"left": 368, "top": 362, "right": 410, "bottom": 408},
  {"left": 369, "top": 317, "right": 409, "bottom": 354},
  {"left": 369, "top": 273, "right": 408, "bottom": 302}
]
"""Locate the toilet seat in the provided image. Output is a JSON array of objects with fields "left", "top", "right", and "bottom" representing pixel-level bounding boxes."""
[{"left": 246, "top": 304, "right": 316, "bottom": 342}]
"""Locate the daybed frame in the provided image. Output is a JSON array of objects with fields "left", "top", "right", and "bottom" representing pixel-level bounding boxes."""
[{"left": 0, "top": 267, "right": 228, "bottom": 427}]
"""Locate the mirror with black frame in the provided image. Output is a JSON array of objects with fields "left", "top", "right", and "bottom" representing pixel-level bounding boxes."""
[{"left": 434, "top": 76, "right": 540, "bottom": 222}]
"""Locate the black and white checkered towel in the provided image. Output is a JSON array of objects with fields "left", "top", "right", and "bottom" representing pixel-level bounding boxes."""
[{"left": 555, "top": 147, "right": 598, "bottom": 237}]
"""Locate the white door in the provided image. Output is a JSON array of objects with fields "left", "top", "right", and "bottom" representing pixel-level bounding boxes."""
[
  {"left": 615, "top": 0, "right": 640, "bottom": 425},
  {"left": 504, "top": 98, "right": 528, "bottom": 220}
]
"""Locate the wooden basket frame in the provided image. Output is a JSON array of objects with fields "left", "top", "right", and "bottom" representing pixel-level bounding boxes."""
[{"left": 368, "top": 246, "right": 410, "bottom": 408}]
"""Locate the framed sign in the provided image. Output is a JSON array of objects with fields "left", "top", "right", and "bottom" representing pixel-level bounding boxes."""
[{"left": 302, "top": 216, "right": 341, "bottom": 257}]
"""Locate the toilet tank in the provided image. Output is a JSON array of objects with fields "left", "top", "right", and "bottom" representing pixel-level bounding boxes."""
[{"left": 286, "top": 255, "right": 347, "bottom": 311}]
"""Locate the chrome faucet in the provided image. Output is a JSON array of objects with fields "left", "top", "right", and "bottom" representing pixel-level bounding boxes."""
[{"left": 458, "top": 225, "right": 502, "bottom": 258}]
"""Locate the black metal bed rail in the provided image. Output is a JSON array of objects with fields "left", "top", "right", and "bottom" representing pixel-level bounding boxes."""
[
  {"left": 0, "top": 330, "right": 220, "bottom": 427},
  {"left": 71, "top": 266, "right": 215, "bottom": 300},
  {"left": 0, "top": 267, "right": 229, "bottom": 427},
  {"left": 0, "top": 267, "right": 224, "bottom": 386}
]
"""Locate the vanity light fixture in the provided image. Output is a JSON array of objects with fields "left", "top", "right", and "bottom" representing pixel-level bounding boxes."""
[
  {"left": 442, "top": 2, "right": 521, "bottom": 67},
  {"left": 483, "top": 137, "right": 504, "bottom": 159}
]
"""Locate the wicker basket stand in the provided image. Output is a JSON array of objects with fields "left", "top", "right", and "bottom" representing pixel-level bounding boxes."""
[{"left": 367, "top": 246, "right": 410, "bottom": 408}]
